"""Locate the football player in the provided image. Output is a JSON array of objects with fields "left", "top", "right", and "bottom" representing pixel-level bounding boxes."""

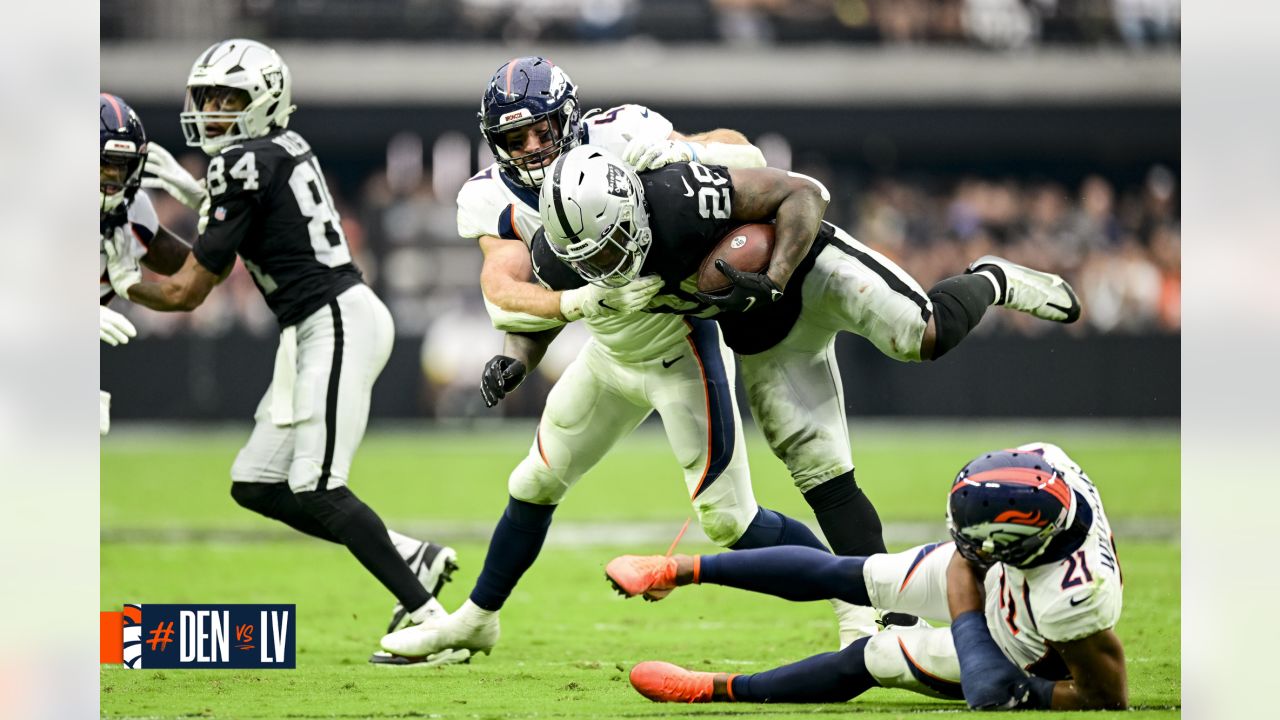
[
  {"left": 98, "top": 93, "right": 196, "bottom": 435},
  {"left": 99, "top": 40, "right": 459, "bottom": 663},
  {"left": 534, "top": 145, "right": 1082, "bottom": 642},
  {"left": 607, "top": 442, "right": 1128, "bottom": 711},
  {"left": 379, "top": 57, "right": 831, "bottom": 662}
]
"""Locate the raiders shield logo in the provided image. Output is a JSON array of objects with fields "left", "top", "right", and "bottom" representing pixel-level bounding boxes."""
[{"left": 605, "top": 165, "right": 630, "bottom": 198}]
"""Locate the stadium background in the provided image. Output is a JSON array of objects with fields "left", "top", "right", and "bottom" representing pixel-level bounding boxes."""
[
  {"left": 100, "top": 3, "right": 1180, "bottom": 718},
  {"left": 102, "top": 0, "right": 1179, "bottom": 422}
]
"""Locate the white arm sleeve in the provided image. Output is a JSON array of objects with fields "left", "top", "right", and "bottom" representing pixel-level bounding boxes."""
[
  {"left": 483, "top": 293, "right": 566, "bottom": 333},
  {"left": 694, "top": 141, "right": 767, "bottom": 169}
]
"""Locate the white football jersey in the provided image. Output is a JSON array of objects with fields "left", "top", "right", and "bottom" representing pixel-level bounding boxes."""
[
  {"left": 983, "top": 442, "right": 1124, "bottom": 676},
  {"left": 457, "top": 104, "right": 689, "bottom": 363},
  {"left": 100, "top": 190, "right": 159, "bottom": 302}
]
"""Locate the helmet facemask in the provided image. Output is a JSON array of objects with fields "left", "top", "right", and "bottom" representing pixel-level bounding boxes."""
[
  {"left": 946, "top": 456, "right": 1077, "bottom": 569},
  {"left": 562, "top": 204, "right": 652, "bottom": 288},
  {"left": 100, "top": 138, "right": 146, "bottom": 214},
  {"left": 484, "top": 99, "right": 580, "bottom": 188},
  {"left": 180, "top": 40, "right": 296, "bottom": 156}
]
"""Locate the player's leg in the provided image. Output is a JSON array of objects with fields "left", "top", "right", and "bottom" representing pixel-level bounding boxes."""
[
  {"left": 382, "top": 341, "right": 651, "bottom": 657},
  {"left": 286, "top": 287, "right": 445, "bottom": 624},
  {"left": 649, "top": 319, "right": 826, "bottom": 553}
]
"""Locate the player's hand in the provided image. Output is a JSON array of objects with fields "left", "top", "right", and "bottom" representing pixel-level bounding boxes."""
[
  {"left": 197, "top": 192, "right": 212, "bottom": 235},
  {"left": 102, "top": 227, "right": 143, "bottom": 298},
  {"left": 99, "top": 305, "right": 137, "bottom": 346},
  {"left": 142, "top": 142, "right": 207, "bottom": 211},
  {"left": 481, "top": 355, "right": 527, "bottom": 408},
  {"left": 621, "top": 137, "right": 702, "bottom": 173},
  {"left": 559, "top": 275, "right": 664, "bottom": 321},
  {"left": 694, "top": 259, "right": 782, "bottom": 313}
]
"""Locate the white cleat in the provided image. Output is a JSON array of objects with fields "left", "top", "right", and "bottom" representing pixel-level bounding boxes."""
[
  {"left": 380, "top": 599, "right": 500, "bottom": 660},
  {"left": 831, "top": 599, "right": 879, "bottom": 649},
  {"left": 967, "top": 255, "right": 1081, "bottom": 324},
  {"left": 387, "top": 542, "right": 459, "bottom": 634},
  {"left": 368, "top": 648, "right": 472, "bottom": 667}
]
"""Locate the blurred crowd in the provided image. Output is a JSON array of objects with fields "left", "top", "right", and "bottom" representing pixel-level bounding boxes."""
[{"left": 104, "top": 0, "right": 1179, "bottom": 49}]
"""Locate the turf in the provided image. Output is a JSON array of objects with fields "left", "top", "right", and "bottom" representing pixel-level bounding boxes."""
[{"left": 101, "top": 423, "right": 1180, "bottom": 719}]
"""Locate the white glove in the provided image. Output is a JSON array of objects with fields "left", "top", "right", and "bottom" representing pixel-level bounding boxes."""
[
  {"left": 102, "top": 227, "right": 142, "bottom": 299},
  {"left": 100, "top": 390, "right": 111, "bottom": 436},
  {"left": 141, "top": 142, "right": 207, "bottom": 211},
  {"left": 100, "top": 305, "right": 137, "bottom": 346},
  {"left": 197, "top": 192, "right": 212, "bottom": 235},
  {"left": 560, "top": 275, "right": 665, "bottom": 321},
  {"left": 622, "top": 137, "right": 703, "bottom": 173}
]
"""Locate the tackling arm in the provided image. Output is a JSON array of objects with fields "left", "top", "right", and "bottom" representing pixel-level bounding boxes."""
[
  {"left": 480, "top": 326, "right": 563, "bottom": 408},
  {"left": 140, "top": 225, "right": 192, "bottom": 276},
  {"left": 727, "top": 167, "right": 830, "bottom": 290},
  {"left": 119, "top": 252, "right": 228, "bottom": 312},
  {"left": 1047, "top": 631, "right": 1129, "bottom": 710},
  {"left": 479, "top": 235, "right": 569, "bottom": 328},
  {"left": 671, "top": 129, "right": 766, "bottom": 169}
]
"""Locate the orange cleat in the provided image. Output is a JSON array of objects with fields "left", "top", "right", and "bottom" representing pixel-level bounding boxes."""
[
  {"left": 630, "top": 661, "right": 727, "bottom": 703},
  {"left": 605, "top": 555, "right": 679, "bottom": 601}
]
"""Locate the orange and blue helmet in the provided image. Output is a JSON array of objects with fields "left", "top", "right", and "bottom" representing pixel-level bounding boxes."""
[
  {"left": 947, "top": 449, "right": 1078, "bottom": 568},
  {"left": 100, "top": 93, "right": 148, "bottom": 217},
  {"left": 479, "top": 56, "right": 581, "bottom": 189}
]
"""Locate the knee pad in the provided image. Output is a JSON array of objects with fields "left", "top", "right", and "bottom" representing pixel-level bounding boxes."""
[
  {"left": 696, "top": 505, "right": 754, "bottom": 547},
  {"left": 507, "top": 454, "right": 572, "bottom": 506},
  {"left": 864, "top": 629, "right": 964, "bottom": 700}
]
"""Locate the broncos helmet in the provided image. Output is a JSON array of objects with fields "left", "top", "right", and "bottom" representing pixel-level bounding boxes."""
[
  {"left": 538, "top": 145, "right": 652, "bottom": 289},
  {"left": 947, "top": 449, "right": 1078, "bottom": 568},
  {"left": 100, "top": 93, "right": 148, "bottom": 217},
  {"left": 479, "top": 56, "right": 581, "bottom": 188},
  {"left": 181, "top": 38, "right": 295, "bottom": 156}
]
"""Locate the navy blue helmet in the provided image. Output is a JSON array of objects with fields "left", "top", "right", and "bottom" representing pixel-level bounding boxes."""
[
  {"left": 479, "top": 57, "right": 581, "bottom": 188},
  {"left": 947, "top": 448, "right": 1078, "bottom": 568},
  {"left": 100, "top": 93, "right": 148, "bottom": 216}
]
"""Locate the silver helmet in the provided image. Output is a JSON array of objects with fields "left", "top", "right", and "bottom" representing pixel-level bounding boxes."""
[
  {"left": 538, "top": 145, "right": 652, "bottom": 288},
  {"left": 180, "top": 39, "right": 296, "bottom": 156}
]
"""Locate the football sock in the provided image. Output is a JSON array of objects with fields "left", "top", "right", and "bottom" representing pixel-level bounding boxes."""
[
  {"left": 230, "top": 481, "right": 339, "bottom": 542},
  {"left": 294, "top": 486, "right": 431, "bottom": 612},
  {"left": 803, "top": 471, "right": 887, "bottom": 557},
  {"left": 730, "top": 637, "right": 878, "bottom": 702},
  {"left": 699, "top": 546, "right": 870, "bottom": 605},
  {"left": 729, "top": 506, "right": 830, "bottom": 552},
  {"left": 927, "top": 273, "right": 998, "bottom": 360},
  {"left": 469, "top": 497, "right": 557, "bottom": 611}
]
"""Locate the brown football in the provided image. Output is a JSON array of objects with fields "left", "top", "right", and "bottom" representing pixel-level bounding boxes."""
[{"left": 696, "top": 223, "right": 775, "bottom": 293}]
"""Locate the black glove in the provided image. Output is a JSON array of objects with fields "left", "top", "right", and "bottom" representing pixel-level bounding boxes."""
[
  {"left": 481, "top": 355, "right": 527, "bottom": 408},
  {"left": 693, "top": 259, "right": 783, "bottom": 314}
]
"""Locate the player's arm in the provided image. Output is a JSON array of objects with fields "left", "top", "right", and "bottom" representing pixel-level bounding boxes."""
[
  {"left": 140, "top": 225, "right": 192, "bottom": 276},
  {"left": 669, "top": 128, "right": 766, "bottom": 169},
  {"left": 114, "top": 251, "right": 229, "bottom": 312},
  {"left": 480, "top": 326, "right": 563, "bottom": 408},
  {"left": 479, "top": 234, "right": 567, "bottom": 324},
  {"left": 1045, "top": 630, "right": 1128, "bottom": 710},
  {"left": 727, "top": 167, "right": 830, "bottom": 290}
]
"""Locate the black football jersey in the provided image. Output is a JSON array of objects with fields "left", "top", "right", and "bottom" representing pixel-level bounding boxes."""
[{"left": 193, "top": 129, "right": 362, "bottom": 326}]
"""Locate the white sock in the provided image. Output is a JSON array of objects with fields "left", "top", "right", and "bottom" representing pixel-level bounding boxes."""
[
  {"left": 387, "top": 530, "right": 421, "bottom": 563},
  {"left": 457, "top": 598, "right": 497, "bottom": 622}
]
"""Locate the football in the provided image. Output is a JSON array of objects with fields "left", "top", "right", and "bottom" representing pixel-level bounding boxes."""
[{"left": 696, "top": 223, "right": 775, "bottom": 293}]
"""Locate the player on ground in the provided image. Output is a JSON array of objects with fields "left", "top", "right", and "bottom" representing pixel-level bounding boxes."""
[
  {"left": 99, "top": 40, "right": 459, "bottom": 663},
  {"left": 535, "top": 145, "right": 1081, "bottom": 641},
  {"left": 98, "top": 93, "right": 195, "bottom": 435},
  {"left": 379, "top": 57, "right": 830, "bottom": 662},
  {"left": 607, "top": 442, "right": 1128, "bottom": 711}
]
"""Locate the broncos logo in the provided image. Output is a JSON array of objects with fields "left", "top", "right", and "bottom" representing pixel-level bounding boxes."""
[{"left": 994, "top": 509, "right": 1048, "bottom": 527}]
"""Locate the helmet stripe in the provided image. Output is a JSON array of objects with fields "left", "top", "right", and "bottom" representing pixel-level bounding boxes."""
[
  {"left": 101, "top": 93, "right": 125, "bottom": 127},
  {"left": 504, "top": 58, "right": 520, "bottom": 96},
  {"left": 958, "top": 467, "right": 1072, "bottom": 507},
  {"left": 199, "top": 40, "right": 224, "bottom": 66},
  {"left": 550, "top": 153, "right": 579, "bottom": 244}
]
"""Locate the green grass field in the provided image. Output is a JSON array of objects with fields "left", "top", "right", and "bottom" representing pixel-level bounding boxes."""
[{"left": 101, "top": 422, "right": 1180, "bottom": 719}]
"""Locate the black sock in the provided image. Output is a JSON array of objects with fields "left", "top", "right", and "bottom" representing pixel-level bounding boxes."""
[
  {"left": 230, "top": 482, "right": 339, "bottom": 542},
  {"left": 700, "top": 546, "right": 870, "bottom": 604},
  {"left": 730, "top": 637, "right": 878, "bottom": 702},
  {"left": 469, "top": 497, "right": 557, "bottom": 611},
  {"left": 729, "top": 507, "right": 829, "bottom": 552},
  {"left": 294, "top": 486, "right": 430, "bottom": 611},
  {"left": 927, "top": 273, "right": 997, "bottom": 360},
  {"left": 803, "top": 471, "right": 886, "bottom": 557}
]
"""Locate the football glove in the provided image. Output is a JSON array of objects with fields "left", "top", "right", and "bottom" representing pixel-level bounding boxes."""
[
  {"left": 621, "top": 137, "right": 703, "bottom": 173},
  {"left": 99, "top": 305, "right": 137, "bottom": 346},
  {"left": 481, "top": 355, "right": 527, "bottom": 408},
  {"left": 102, "top": 227, "right": 143, "bottom": 299},
  {"left": 197, "top": 192, "right": 212, "bottom": 235},
  {"left": 559, "top": 275, "right": 664, "bottom": 322},
  {"left": 141, "top": 142, "right": 207, "bottom": 211},
  {"left": 694, "top": 259, "right": 782, "bottom": 314}
]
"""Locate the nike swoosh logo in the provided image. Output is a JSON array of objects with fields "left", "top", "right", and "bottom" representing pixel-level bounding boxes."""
[
  {"left": 661, "top": 356, "right": 683, "bottom": 368},
  {"left": 680, "top": 177, "right": 694, "bottom": 197},
  {"left": 1069, "top": 594, "right": 1092, "bottom": 606},
  {"left": 742, "top": 296, "right": 756, "bottom": 311},
  {"left": 599, "top": 300, "right": 618, "bottom": 311}
]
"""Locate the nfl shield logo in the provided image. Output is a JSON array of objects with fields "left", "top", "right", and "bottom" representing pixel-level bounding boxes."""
[{"left": 214, "top": 206, "right": 227, "bottom": 222}]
